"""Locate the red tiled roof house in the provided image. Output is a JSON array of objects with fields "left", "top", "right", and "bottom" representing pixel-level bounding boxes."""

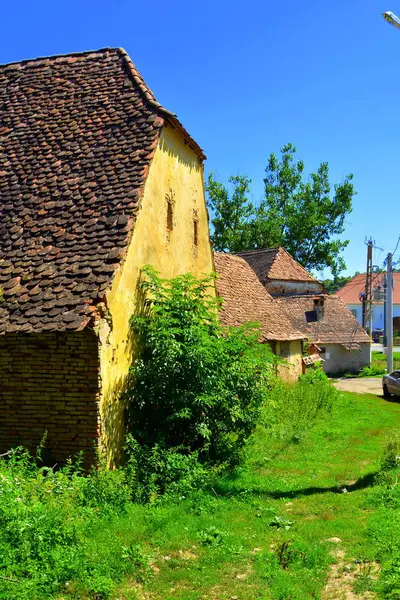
[
  {"left": 0, "top": 48, "right": 214, "bottom": 466},
  {"left": 336, "top": 272, "right": 400, "bottom": 335}
]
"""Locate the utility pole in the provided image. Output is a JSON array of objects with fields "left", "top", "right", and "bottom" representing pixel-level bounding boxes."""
[
  {"left": 363, "top": 239, "right": 373, "bottom": 335},
  {"left": 383, "top": 274, "right": 387, "bottom": 347},
  {"left": 387, "top": 253, "right": 394, "bottom": 373}
]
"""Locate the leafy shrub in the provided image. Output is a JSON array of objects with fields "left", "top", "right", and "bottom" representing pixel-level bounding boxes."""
[
  {"left": 370, "top": 431, "right": 400, "bottom": 508},
  {"left": 124, "top": 436, "right": 209, "bottom": 503},
  {"left": 359, "top": 365, "right": 386, "bottom": 377},
  {"left": 197, "top": 526, "right": 224, "bottom": 547},
  {"left": 124, "top": 266, "right": 274, "bottom": 484},
  {"left": 298, "top": 364, "right": 329, "bottom": 384},
  {"left": 0, "top": 448, "right": 136, "bottom": 599}
]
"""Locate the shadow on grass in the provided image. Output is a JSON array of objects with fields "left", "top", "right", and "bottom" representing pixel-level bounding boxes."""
[{"left": 212, "top": 471, "right": 377, "bottom": 500}]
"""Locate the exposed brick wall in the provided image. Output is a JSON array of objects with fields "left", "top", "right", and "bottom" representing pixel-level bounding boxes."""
[{"left": 0, "top": 330, "right": 101, "bottom": 466}]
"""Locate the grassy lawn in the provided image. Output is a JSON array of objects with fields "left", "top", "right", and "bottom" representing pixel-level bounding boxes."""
[
  {"left": 3, "top": 389, "right": 400, "bottom": 600},
  {"left": 101, "top": 391, "right": 400, "bottom": 600},
  {"left": 372, "top": 350, "right": 400, "bottom": 372}
]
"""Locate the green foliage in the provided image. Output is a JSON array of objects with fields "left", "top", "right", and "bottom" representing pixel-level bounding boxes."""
[
  {"left": 0, "top": 448, "right": 135, "bottom": 599},
  {"left": 298, "top": 364, "right": 329, "bottom": 384},
  {"left": 197, "top": 526, "right": 224, "bottom": 547},
  {"left": 2, "top": 389, "right": 400, "bottom": 598},
  {"left": 344, "top": 363, "right": 387, "bottom": 378},
  {"left": 125, "top": 266, "right": 274, "bottom": 475},
  {"left": 256, "top": 540, "right": 330, "bottom": 599},
  {"left": 261, "top": 375, "right": 336, "bottom": 442},
  {"left": 359, "top": 364, "right": 386, "bottom": 377},
  {"left": 206, "top": 143, "right": 356, "bottom": 275},
  {"left": 124, "top": 436, "right": 209, "bottom": 504},
  {"left": 321, "top": 274, "right": 353, "bottom": 294}
]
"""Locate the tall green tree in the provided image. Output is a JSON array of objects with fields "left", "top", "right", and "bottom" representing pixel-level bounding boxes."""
[{"left": 206, "top": 143, "right": 356, "bottom": 275}]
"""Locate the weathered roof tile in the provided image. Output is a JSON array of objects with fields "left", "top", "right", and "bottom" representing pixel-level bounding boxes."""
[
  {"left": 237, "top": 247, "right": 319, "bottom": 285},
  {"left": 214, "top": 252, "right": 303, "bottom": 342},
  {"left": 0, "top": 47, "right": 204, "bottom": 333}
]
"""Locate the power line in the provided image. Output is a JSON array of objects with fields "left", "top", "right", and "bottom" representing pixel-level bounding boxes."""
[{"left": 392, "top": 234, "right": 400, "bottom": 259}]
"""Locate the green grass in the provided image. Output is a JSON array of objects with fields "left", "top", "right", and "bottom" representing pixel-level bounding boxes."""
[
  {"left": 110, "top": 391, "right": 400, "bottom": 600},
  {"left": 372, "top": 350, "right": 400, "bottom": 372},
  {"left": 2, "top": 390, "right": 400, "bottom": 599}
]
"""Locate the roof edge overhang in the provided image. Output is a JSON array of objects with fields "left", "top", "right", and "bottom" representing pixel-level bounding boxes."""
[{"left": 118, "top": 48, "right": 206, "bottom": 161}]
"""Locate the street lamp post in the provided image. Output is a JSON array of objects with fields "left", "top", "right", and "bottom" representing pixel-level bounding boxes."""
[{"left": 383, "top": 10, "right": 400, "bottom": 29}]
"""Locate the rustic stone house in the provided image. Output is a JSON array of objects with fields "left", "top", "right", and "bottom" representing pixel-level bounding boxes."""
[
  {"left": 0, "top": 48, "right": 214, "bottom": 466},
  {"left": 214, "top": 252, "right": 304, "bottom": 382},
  {"left": 238, "top": 248, "right": 371, "bottom": 375}
]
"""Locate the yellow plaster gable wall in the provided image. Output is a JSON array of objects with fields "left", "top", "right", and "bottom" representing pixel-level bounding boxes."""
[
  {"left": 276, "top": 340, "right": 303, "bottom": 383},
  {"left": 97, "top": 123, "right": 214, "bottom": 466}
]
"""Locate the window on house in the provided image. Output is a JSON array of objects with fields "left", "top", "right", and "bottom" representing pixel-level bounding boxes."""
[
  {"left": 166, "top": 200, "right": 173, "bottom": 231},
  {"left": 193, "top": 219, "right": 199, "bottom": 247},
  {"left": 279, "top": 342, "right": 291, "bottom": 358},
  {"left": 350, "top": 309, "right": 358, "bottom": 319}
]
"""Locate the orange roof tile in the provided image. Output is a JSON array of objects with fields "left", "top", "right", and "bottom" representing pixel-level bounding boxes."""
[
  {"left": 237, "top": 247, "right": 319, "bottom": 285},
  {"left": 273, "top": 295, "right": 370, "bottom": 345},
  {"left": 214, "top": 252, "right": 304, "bottom": 342}
]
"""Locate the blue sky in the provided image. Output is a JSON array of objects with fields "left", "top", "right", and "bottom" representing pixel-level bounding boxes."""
[{"left": 1, "top": 0, "right": 399, "bottom": 276}]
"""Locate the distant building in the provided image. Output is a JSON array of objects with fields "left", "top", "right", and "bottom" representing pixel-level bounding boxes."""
[
  {"left": 336, "top": 273, "right": 400, "bottom": 334},
  {"left": 238, "top": 248, "right": 371, "bottom": 375},
  {"left": 213, "top": 252, "right": 305, "bottom": 382}
]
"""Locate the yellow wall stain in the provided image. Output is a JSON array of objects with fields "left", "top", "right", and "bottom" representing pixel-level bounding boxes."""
[
  {"left": 276, "top": 340, "right": 303, "bottom": 382},
  {"left": 97, "top": 123, "right": 214, "bottom": 466}
]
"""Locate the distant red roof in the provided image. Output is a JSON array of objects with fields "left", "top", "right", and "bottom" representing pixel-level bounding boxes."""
[{"left": 336, "top": 272, "right": 400, "bottom": 305}]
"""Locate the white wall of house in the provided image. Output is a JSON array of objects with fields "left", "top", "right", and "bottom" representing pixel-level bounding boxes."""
[
  {"left": 347, "top": 303, "right": 400, "bottom": 331},
  {"left": 266, "top": 280, "right": 323, "bottom": 296},
  {"left": 320, "top": 342, "right": 370, "bottom": 375}
]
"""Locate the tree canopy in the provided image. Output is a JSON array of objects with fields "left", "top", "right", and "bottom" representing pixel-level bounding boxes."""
[{"left": 206, "top": 143, "right": 356, "bottom": 276}]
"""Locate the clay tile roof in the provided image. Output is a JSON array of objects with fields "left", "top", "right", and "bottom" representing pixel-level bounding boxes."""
[
  {"left": 336, "top": 272, "right": 400, "bottom": 305},
  {"left": 0, "top": 47, "right": 204, "bottom": 334},
  {"left": 237, "top": 247, "right": 319, "bottom": 285},
  {"left": 214, "top": 252, "right": 304, "bottom": 342},
  {"left": 273, "top": 295, "right": 370, "bottom": 345}
]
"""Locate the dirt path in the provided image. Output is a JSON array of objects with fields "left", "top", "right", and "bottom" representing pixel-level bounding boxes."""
[
  {"left": 334, "top": 377, "right": 382, "bottom": 396},
  {"left": 322, "top": 541, "right": 378, "bottom": 599}
]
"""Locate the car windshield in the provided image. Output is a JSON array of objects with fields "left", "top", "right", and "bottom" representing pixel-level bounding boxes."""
[{"left": 390, "top": 372, "right": 400, "bottom": 379}]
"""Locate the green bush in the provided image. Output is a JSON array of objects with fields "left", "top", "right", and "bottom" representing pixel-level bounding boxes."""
[
  {"left": 0, "top": 448, "right": 135, "bottom": 599},
  {"left": 256, "top": 540, "right": 329, "bottom": 599},
  {"left": 124, "top": 266, "right": 274, "bottom": 475},
  {"left": 298, "top": 364, "right": 329, "bottom": 384},
  {"left": 124, "top": 436, "right": 209, "bottom": 503},
  {"left": 359, "top": 365, "right": 386, "bottom": 377}
]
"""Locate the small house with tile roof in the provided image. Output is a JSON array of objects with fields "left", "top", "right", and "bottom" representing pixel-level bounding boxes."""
[
  {"left": 0, "top": 48, "right": 214, "bottom": 466},
  {"left": 214, "top": 252, "right": 305, "bottom": 382},
  {"left": 238, "top": 247, "right": 370, "bottom": 375},
  {"left": 237, "top": 247, "right": 325, "bottom": 296}
]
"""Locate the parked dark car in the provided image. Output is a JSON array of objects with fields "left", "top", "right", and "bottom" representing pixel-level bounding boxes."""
[{"left": 372, "top": 329, "right": 384, "bottom": 343}]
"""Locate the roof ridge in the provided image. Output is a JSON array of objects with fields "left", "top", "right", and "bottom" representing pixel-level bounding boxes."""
[
  {"left": 236, "top": 247, "right": 280, "bottom": 256},
  {"left": 0, "top": 47, "right": 120, "bottom": 69}
]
